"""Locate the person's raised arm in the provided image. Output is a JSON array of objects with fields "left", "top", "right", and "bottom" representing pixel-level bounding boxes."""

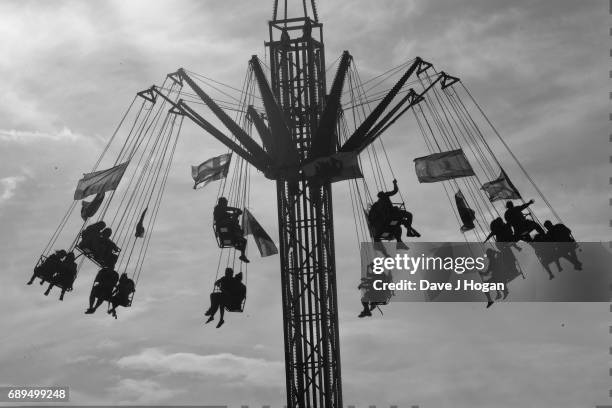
[{"left": 382, "top": 179, "right": 399, "bottom": 197}]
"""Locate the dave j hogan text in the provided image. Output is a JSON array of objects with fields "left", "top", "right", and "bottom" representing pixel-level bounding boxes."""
[{"left": 372, "top": 279, "right": 505, "bottom": 293}]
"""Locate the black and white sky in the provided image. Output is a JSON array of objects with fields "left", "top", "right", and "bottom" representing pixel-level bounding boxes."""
[{"left": 0, "top": 1, "right": 609, "bottom": 407}]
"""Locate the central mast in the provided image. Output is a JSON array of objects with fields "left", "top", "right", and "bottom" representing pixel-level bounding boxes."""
[{"left": 267, "top": 2, "right": 343, "bottom": 406}]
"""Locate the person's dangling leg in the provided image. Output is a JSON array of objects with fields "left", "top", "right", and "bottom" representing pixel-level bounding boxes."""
[
  {"left": 206, "top": 293, "right": 222, "bottom": 323},
  {"left": 485, "top": 292, "right": 494, "bottom": 308},
  {"left": 85, "top": 288, "right": 97, "bottom": 313},
  {"left": 236, "top": 237, "right": 249, "bottom": 263},
  {"left": 216, "top": 301, "right": 226, "bottom": 328}
]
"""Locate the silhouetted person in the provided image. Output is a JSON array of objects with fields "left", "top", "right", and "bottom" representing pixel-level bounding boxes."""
[
  {"left": 28, "top": 249, "right": 66, "bottom": 285},
  {"left": 205, "top": 267, "right": 235, "bottom": 328},
  {"left": 357, "top": 266, "right": 391, "bottom": 317},
  {"left": 85, "top": 267, "right": 119, "bottom": 314},
  {"left": 357, "top": 275, "right": 375, "bottom": 317},
  {"left": 79, "top": 221, "right": 106, "bottom": 251},
  {"left": 213, "top": 197, "right": 249, "bottom": 263},
  {"left": 225, "top": 272, "right": 247, "bottom": 311},
  {"left": 531, "top": 232, "right": 561, "bottom": 279},
  {"left": 44, "top": 252, "right": 77, "bottom": 301},
  {"left": 92, "top": 228, "right": 120, "bottom": 268},
  {"left": 484, "top": 217, "right": 521, "bottom": 251},
  {"left": 543, "top": 220, "right": 582, "bottom": 270},
  {"left": 108, "top": 273, "right": 136, "bottom": 319},
  {"left": 504, "top": 199, "right": 544, "bottom": 240},
  {"left": 480, "top": 248, "right": 508, "bottom": 308},
  {"left": 369, "top": 179, "right": 420, "bottom": 241}
]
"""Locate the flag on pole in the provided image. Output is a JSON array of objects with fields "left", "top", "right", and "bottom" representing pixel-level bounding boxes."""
[
  {"left": 191, "top": 153, "right": 231, "bottom": 189},
  {"left": 301, "top": 151, "right": 363, "bottom": 183},
  {"left": 454, "top": 190, "right": 476, "bottom": 232},
  {"left": 481, "top": 170, "right": 521, "bottom": 202},
  {"left": 243, "top": 209, "right": 278, "bottom": 257},
  {"left": 414, "top": 149, "right": 475, "bottom": 183},
  {"left": 74, "top": 161, "right": 129, "bottom": 200},
  {"left": 80, "top": 192, "right": 105, "bottom": 221}
]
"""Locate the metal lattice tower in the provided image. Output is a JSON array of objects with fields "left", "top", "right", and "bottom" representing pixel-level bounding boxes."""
[
  {"left": 153, "top": 1, "right": 437, "bottom": 406},
  {"left": 267, "top": 3, "right": 343, "bottom": 407}
]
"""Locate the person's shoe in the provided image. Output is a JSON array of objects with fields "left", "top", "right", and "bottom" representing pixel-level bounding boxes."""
[
  {"left": 502, "top": 291, "right": 509, "bottom": 300},
  {"left": 204, "top": 309, "right": 212, "bottom": 316},
  {"left": 358, "top": 311, "right": 367, "bottom": 318},
  {"left": 486, "top": 301, "right": 494, "bottom": 308},
  {"left": 205, "top": 316, "right": 214, "bottom": 324},
  {"left": 574, "top": 263, "right": 583, "bottom": 271},
  {"left": 365, "top": 309, "right": 372, "bottom": 317},
  {"left": 216, "top": 319, "right": 225, "bottom": 328},
  {"left": 26, "top": 280, "right": 33, "bottom": 285},
  {"left": 410, "top": 229, "right": 421, "bottom": 238},
  {"left": 44, "top": 290, "right": 50, "bottom": 296},
  {"left": 84, "top": 308, "right": 95, "bottom": 314},
  {"left": 549, "top": 275, "right": 555, "bottom": 280},
  {"left": 239, "top": 255, "right": 250, "bottom": 263}
]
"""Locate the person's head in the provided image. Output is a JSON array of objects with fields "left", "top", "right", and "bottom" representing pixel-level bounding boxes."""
[
  {"left": 218, "top": 197, "right": 228, "bottom": 207},
  {"left": 224, "top": 267, "right": 233, "bottom": 278},
  {"left": 485, "top": 248, "right": 496, "bottom": 257},
  {"left": 490, "top": 217, "right": 502, "bottom": 230},
  {"left": 56, "top": 249, "right": 67, "bottom": 257},
  {"left": 101, "top": 228, "right": 112, "bottom": 238},
  {"left": 65, "top": 252, "right": 75, "bottom": 261},
  {"left": 543, "top": 220, "right": 553, "bottom": 230},
  {"left": 506, "top": 201, "right": 514, "bottom": 209},
  {"left": 377, "top": 191, "right": 385, "bottom": 199},
  {"left": 235, "top": 272, "right": 243, "bottom": 281},
  {"left": 94, "top": 221, "right": 106, "bottom": 229},
  {"left": 120, "top": 272, "right": 128, "bottom": 282}
]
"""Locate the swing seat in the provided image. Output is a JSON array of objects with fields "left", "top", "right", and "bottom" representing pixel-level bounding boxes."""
[
  {"left": 75, "top": 245, "right": 119, "bottom": 268},
  {"left": 33, "top": 255, "right": 56, "bottom": 284},
  {"left": 366, "top": 203, "right": 408, "bottom": 242},
  {"left": 213, "top": 221, "right": 241, "bottom": 248}
]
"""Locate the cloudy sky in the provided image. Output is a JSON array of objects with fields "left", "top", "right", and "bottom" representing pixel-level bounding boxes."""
[{"left": 0, "top": 0, "right": 609, "bottom": 407}]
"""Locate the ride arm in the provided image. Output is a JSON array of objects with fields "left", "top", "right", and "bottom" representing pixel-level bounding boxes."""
[
  {"left": 174, "top": 69, "right": 273, "bottom": 169},
  {"left": 340, "top": 57, "right": 423, "bottom": 153},
  {"left": 151, "top": 86, "right": 267, "bottom": 172},
  {"left": 356, "top": 72, "right": 446, "bottom": 153},
  {"left": 310, "top": 50, "right": 352, "bottom": 159},
  {"left": 249, "top": 56, "right": 300, "bottom": 167}
]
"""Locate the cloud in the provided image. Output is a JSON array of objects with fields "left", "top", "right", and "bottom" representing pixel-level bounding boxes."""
[
  {"left": 0, "top": 175, "right": 25, "bottom": 203},
  {"left": 116, "top": 348, "right": 284, "bottom": 387},
  {"left": 0, "top": 127, "right": 81, "bottom": 143},
  {"left": 108, "top": 378, "right": 178, "bottom": 404}
]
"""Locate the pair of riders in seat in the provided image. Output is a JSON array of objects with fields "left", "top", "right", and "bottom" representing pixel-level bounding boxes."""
[
  {"left": 85, "top": 267, "right": 135, "bottom": 319},
  {"left": 28, "top": 250, "right": 78, "bottom": 301},
  {"left": 204, "top": 267, "right": 247, "bottom": 328},
  {"left": 78, "top": 221, "right": 120, "bottom": 268}
]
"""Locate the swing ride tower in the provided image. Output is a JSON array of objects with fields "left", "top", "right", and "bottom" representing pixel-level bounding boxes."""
[{"left": 267, "top": 3, "right": 343, "bottom": 407}]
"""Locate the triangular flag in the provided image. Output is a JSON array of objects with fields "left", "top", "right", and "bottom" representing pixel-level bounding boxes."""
[{"left": 243, "top": 209, "right": 278, "bottom": 257}]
